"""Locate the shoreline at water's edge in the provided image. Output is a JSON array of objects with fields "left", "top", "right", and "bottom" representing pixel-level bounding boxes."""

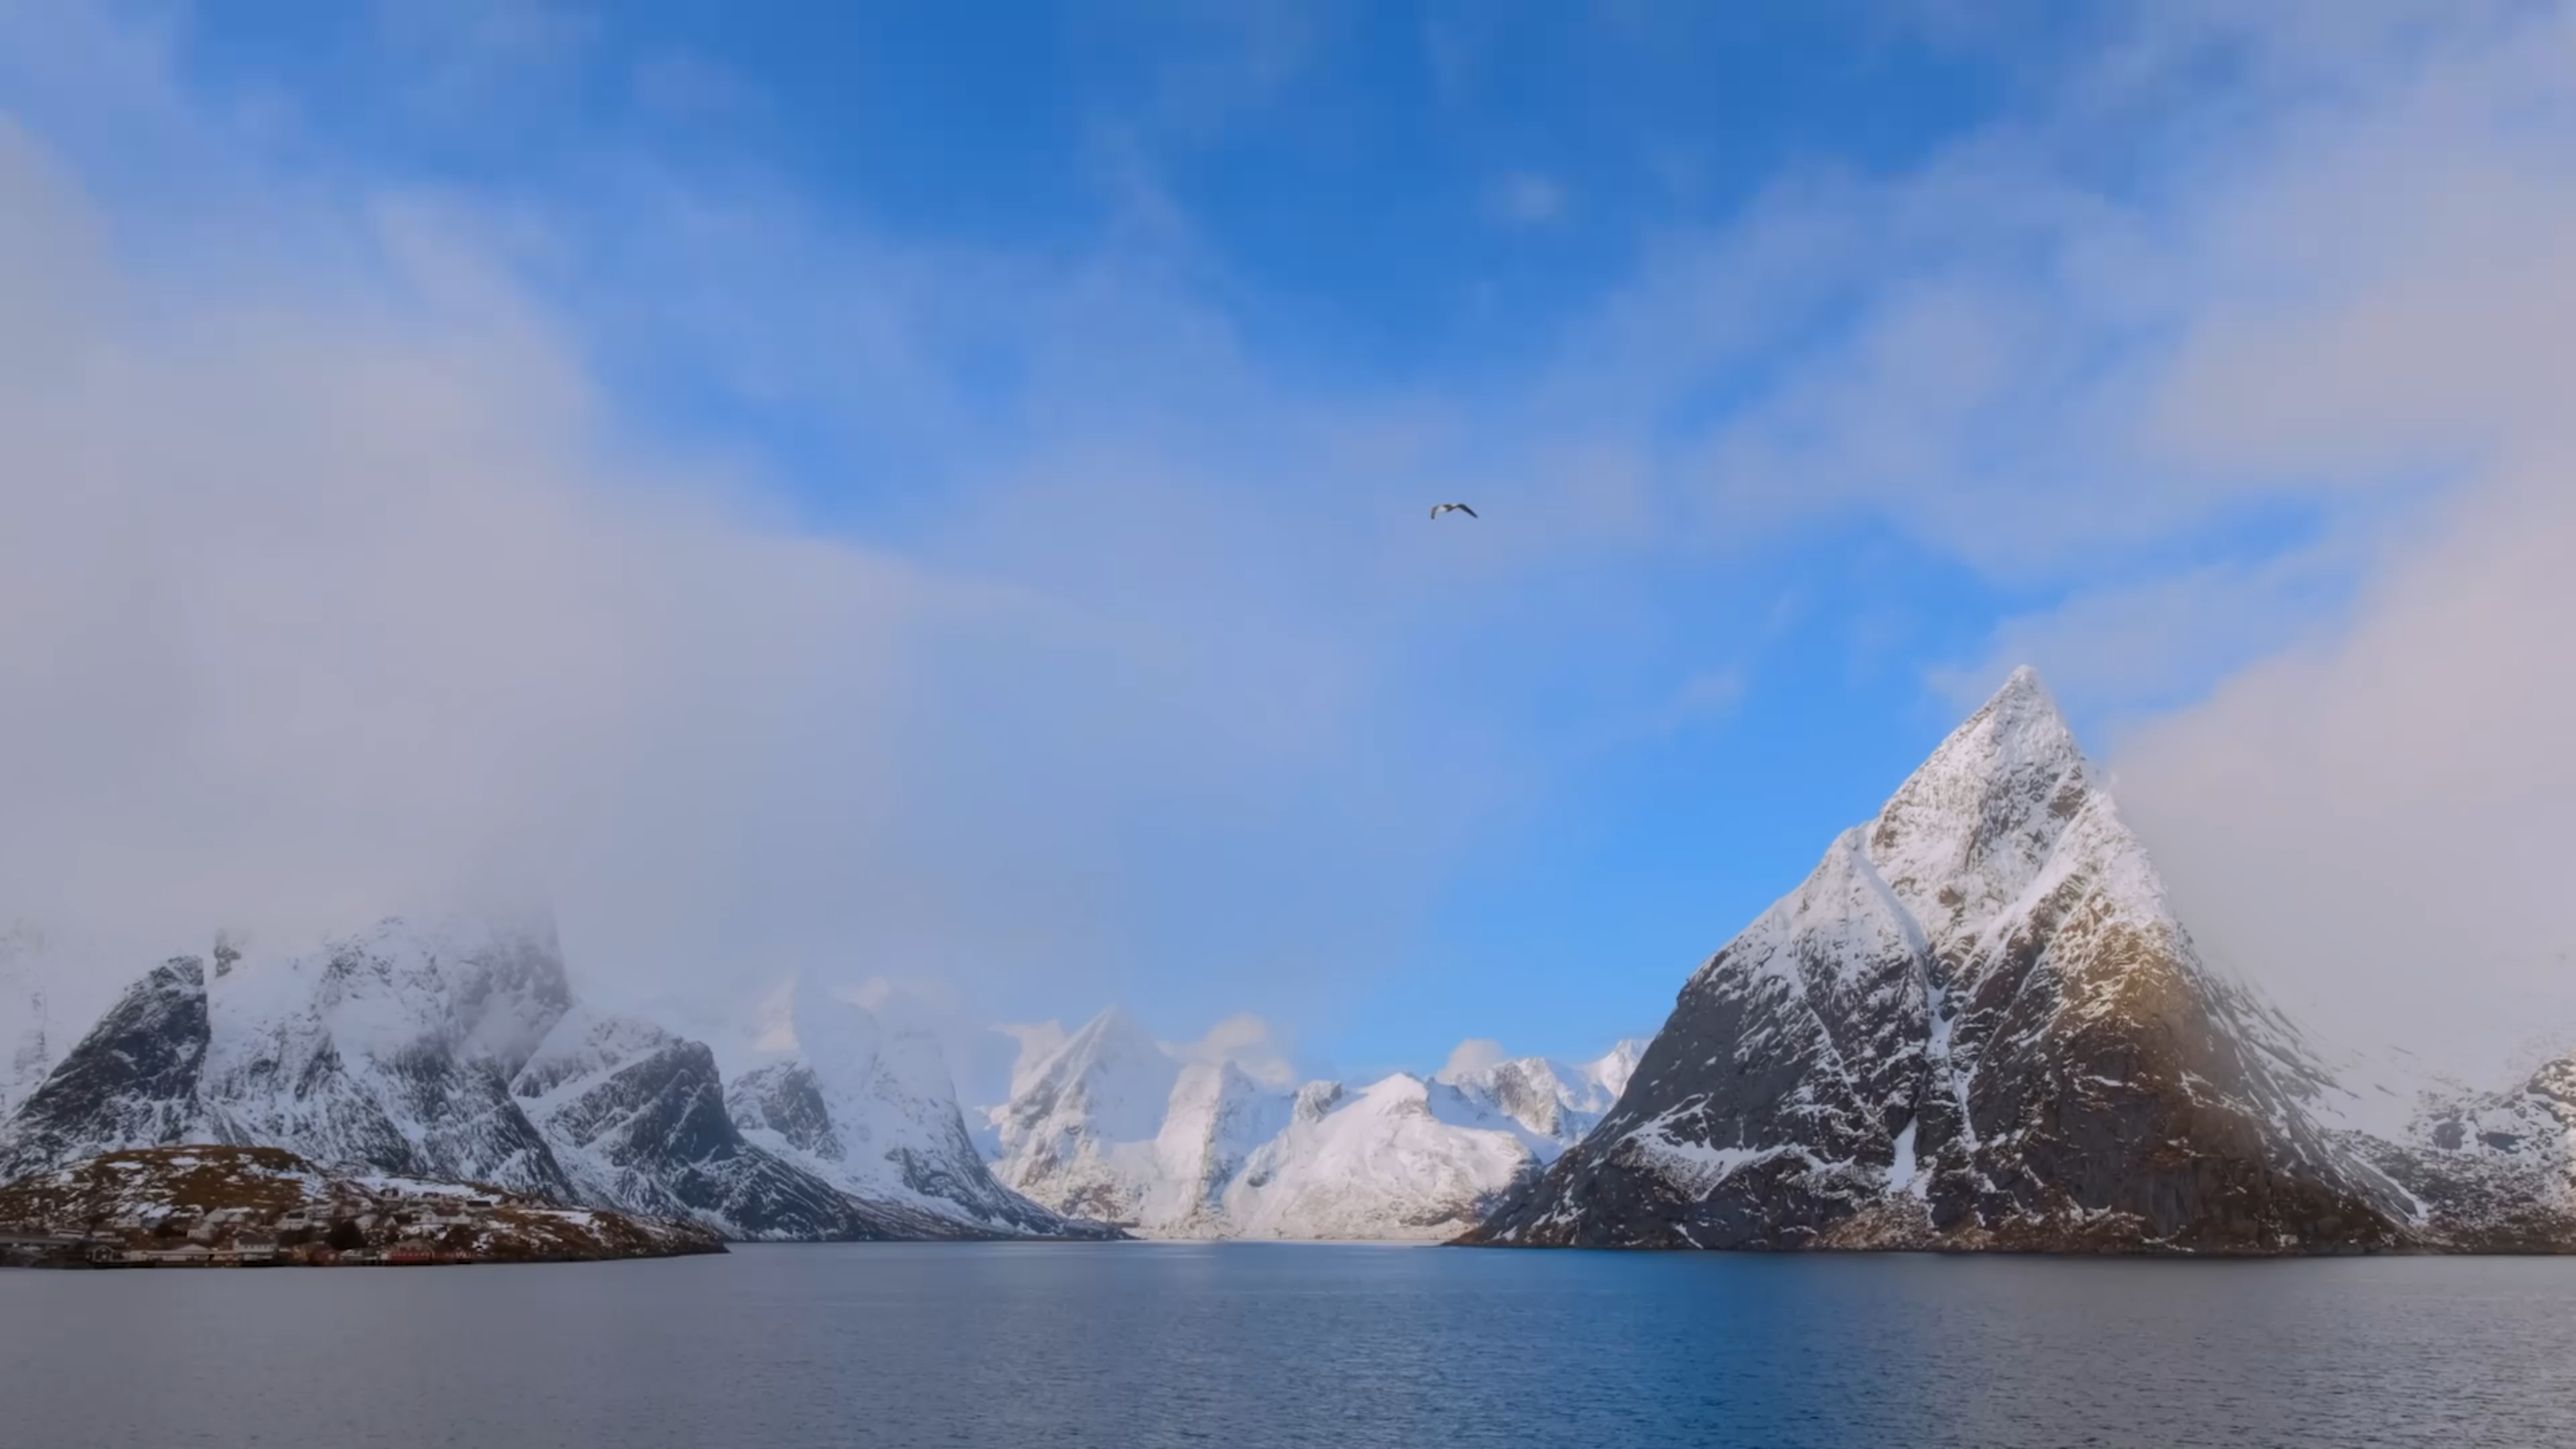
[
  {"left": 4, "top": 1227, "right": 731, "bottom": 1263},
  {"left": 1444, "top": 1234, "right": 2576, "bottom": 1257},
  {"left": 0, "top": 1146, "right": 733, "bottom": 1268}
]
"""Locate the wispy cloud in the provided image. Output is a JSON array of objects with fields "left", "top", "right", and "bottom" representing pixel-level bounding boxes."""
[
  {"left": 1166, "top": 1014, "right": 1301, "bottom": 1089},
  {"left": 369, "top": 0, "right": 599, "bottom": 117},
  {"left": 1488, "top": 170, "right": 1567, "bottom": 225},
  {"left": 0, "top": 13, "right": 1530, "bottom": 1044},
  {"left": 1927, "top": 543, "right": 2368, "bottom": 722},
  {"left": 1896, "top": 1, "right": 2576, "bottom": 1073},
  {"left": 1653, "top": 670, "right": 1747, "bottom": 734},
  {"left": 629, "top": 52, "right": 762, "bottom": 123},
  {"left": 1419, "top": 8, "right": 1479, "bottom": 103},
  {"left": 1121, "top": 0, "right": 1338, "bottom": 146}
]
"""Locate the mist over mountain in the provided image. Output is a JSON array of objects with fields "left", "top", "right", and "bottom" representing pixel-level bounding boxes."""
[
  {"left": 985, "top": 1004, "right": 1650, "bottom": 1239},
  {"left": 0, "top": 916, "right": 1101, "bottom": 1241}
]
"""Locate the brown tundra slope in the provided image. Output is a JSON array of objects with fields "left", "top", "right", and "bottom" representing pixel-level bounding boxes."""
[
  {"left": 1464, "top": 668, "right": 2569, "bottom": 1254},
  {"left": 0, "top": 1143, "right": 726, "bottom": 1265}
]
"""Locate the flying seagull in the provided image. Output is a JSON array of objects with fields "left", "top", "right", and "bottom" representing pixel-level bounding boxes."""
[{"left": 1428, "top": 503, "right": 1479, "bottom": 520}]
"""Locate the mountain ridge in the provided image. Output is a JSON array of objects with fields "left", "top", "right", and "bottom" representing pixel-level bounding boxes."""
[
  {"left": 1463, "top": 667, "right": 2455, "bottom": 1253},
  {"left": 0, "top": 920, "right": 1106, "bottom": 1242},
  {"left": 990, "top": 1005, "right": 1648, "bottom": 1239}
]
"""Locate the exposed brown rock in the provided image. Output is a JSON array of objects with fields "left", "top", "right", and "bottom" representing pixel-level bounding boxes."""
[{"left": 0, "top": 1143, "right": 727, "bottom": 1267}]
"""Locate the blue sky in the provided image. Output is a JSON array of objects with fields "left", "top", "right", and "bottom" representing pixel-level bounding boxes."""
[{"left": 4, "top": 1, "right": 2572, "bottom": 1088}]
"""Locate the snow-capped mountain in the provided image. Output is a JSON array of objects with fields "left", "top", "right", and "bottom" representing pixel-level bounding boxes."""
[
  {"left": 0, "top": 919, "right": 602, "bottom": 1208},
  {"left": 1435, "top": 1038, "right": 1648, "bottom": 1145},
  {"left": 197, "top": 914, "right": 577, "bottom": 1199},
  {"left": 992, "top": 1005, "right": 1647, "bottom": 1239},
  {"left": 725, "top": 981, "right": 1087, "bottom": 1237},
  {"left": 1219, "top": 1074, "right": 1553, "bottom": 1240},
  {"left": 2344, "top": 1051, "right": 2576, "bottom": 1250},
  {"left": 0, "top": 917, "right": 1106, "bottom": 1241},
  {"left": 988, "top": 1007, "right": 1189, "bottom": 1224},
  {"left": 508, "top": 1003, "right": 980, "bottom": 1241},
  {"left": 1468, "top": 667, "right": 2427, "bottom": 1252},
  {"left": 0, "top": 955, "right": 211, "bottom": 1183}
]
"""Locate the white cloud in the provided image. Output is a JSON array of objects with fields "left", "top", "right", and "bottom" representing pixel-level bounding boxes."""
[
  {"left": 1166, "top": 1013, "right": 1300, "bottom": 1089},
  {"left": 1928, "top": 545, "right": 2365, "bottom": 720},
  {"left": 0, "top": 130, "right": 929, "bottom": 1011},
  {"left": 1438, "top": 1037, "right": 1506, "bottom": 1079},
  {"left": 2117, "top": 461, "right": 2576, "bottom": 1080},
  {"left": 996, "top": 1021, "right": 1072, "bottom": 1101},
  {"left": 0, "top": 76, "right": 1502, "bottom": 1044},
  {"left": 1653, "top": 670, "right": 1747, "bottom": 733},
  {"left": 369, "top": 0, "right": 599, "bottom": 118},
  {"left": 1947, "top": 1, "right": 2576, "bottom": 1079},
  {"left": 1489, "top": 171, "right": 1567, "bottom": 225}
]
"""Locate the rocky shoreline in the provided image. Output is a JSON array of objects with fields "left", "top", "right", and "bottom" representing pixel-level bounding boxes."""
[{"left": 0, "top": 1145, "right": 726, "bottom": 1268}]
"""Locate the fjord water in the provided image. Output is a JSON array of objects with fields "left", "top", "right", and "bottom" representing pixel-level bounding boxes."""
[{"left": 7, "top": 1246, "right": 2572, "bottom": 1448}]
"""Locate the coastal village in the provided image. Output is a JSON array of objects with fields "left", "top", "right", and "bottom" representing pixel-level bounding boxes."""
[{"left": 0, "top": 1145, "right": 725, "bottom": 1267}]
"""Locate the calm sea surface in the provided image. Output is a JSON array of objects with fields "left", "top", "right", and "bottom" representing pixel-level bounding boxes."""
[{"left": 5, "top": 1243, "right": 2573, "bottom": 1448}]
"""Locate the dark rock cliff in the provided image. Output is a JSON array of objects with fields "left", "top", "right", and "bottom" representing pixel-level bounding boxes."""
[{"left": 0, "top": 957, "right": 213, "bottom": 1183}]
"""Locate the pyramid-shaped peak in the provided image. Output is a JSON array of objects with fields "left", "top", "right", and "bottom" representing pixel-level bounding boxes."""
[
  {"left": 1994, "top": 663, "right": 2047, "bottom": 702},
  {"left": 1004, "top": 1005, "right": 1182, "bottom": 1147},
  {"left": 1044, "top": 1006, "right": 1167, "bottom": 1079},
  {"left": 1910, "top": 665, "right": 2083, "bottom": 793},
  {"left": 1864, "top": 665, "right": 2096, "bottom": 938},
  {"left": 1975, "top": 663, "right": 2070, "bottom": 733}
]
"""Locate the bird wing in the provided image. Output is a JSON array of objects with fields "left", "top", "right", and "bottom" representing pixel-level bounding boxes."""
[
  {"left": 1428, "top": 503, "right": 1443, "bottom": 518},
  {"left": 1457, "top": 504, "right": 1478, "bottom": 518}
]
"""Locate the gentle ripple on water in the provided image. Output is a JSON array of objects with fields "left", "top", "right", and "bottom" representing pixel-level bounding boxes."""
[{"left": 4, "top": 1243, "right": 2573, "bottom": 1448}]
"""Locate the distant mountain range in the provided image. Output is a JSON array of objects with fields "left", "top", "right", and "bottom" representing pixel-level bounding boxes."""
[
  {"left": 3, "top": 666, "right": 2569, "bottom": 1251},
  {"left": 988, "top": 1005, "right": 1648, "bottom": 1239},
  {"left": 0, "top": 917, "right": 1105, "bottom": 1241}
]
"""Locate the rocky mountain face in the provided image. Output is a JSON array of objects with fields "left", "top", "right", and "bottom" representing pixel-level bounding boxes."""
[
  {"left": 0, "top": 956, "right": 212, "bottom": 1183},
  {"left": 1218, "top": 1074, "right": 1557, "bottom": 1239},
  {"left": 198, "top": 916, "right": 578, "bottom": 1200},
  {"left": 2344, "top": 1053, "right": 2576, "bottom": 1251},
  {"left": 991, "top": 1007, "right": 1202, "bottom": 1226},
  {"left": 1466, "top": 667, "right": 2427, "bottom": 1253},
  {"left": 991, "top": 1006, "right": 1647, "bottom": 1239},
  {"left": 724, "top": 983, "right": 1096, "bottom": 1238},
  {"left": 510, "top": 1005, "right": 977, "bottom": 1241},
  {"left": 1436, "top": 1040, "right": 1646, "bottom": 1143},
  {"left": 0, "top": 918, "right": 1105, "bottom": 1241},
  {"left": 0, "top": 1144, "right": 725, "bottom": 1267}
]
